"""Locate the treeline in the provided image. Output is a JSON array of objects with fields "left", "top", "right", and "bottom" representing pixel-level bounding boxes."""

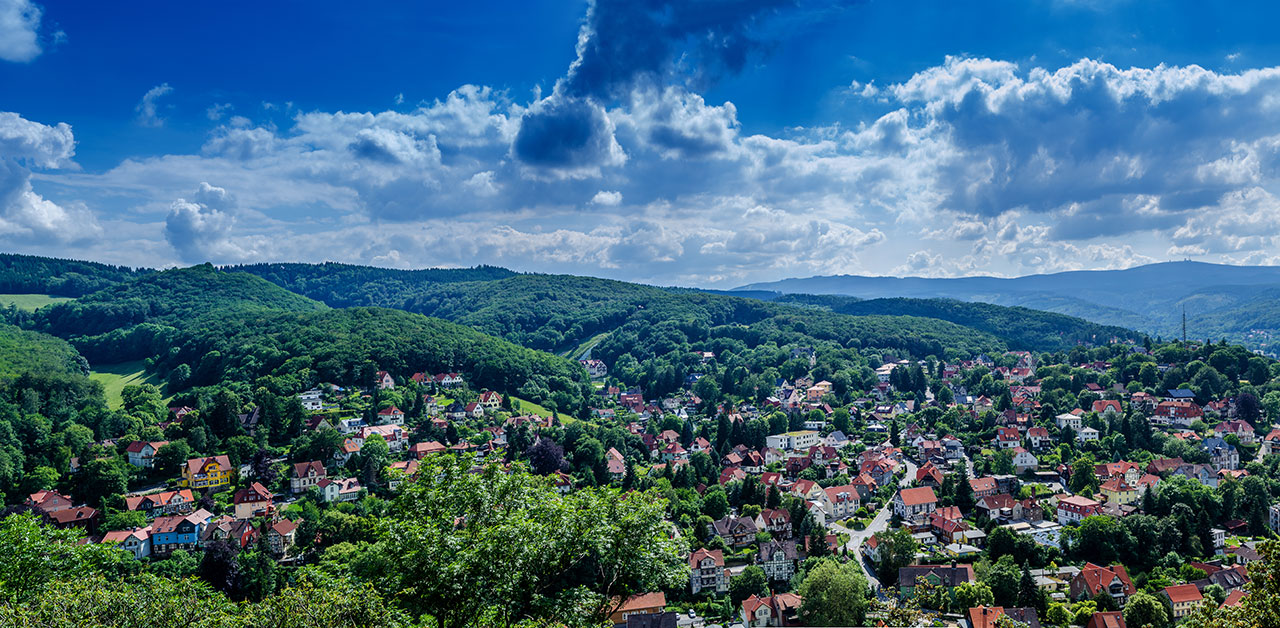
[
  {"left": 0, "top": 253, "right": 148, "bottom": 297},
  {"left": 31, "top": 264, "right": 327, "bottom": 339},
  {"left": 147, "top": 307, "right": 594, "bottom": 415},
  {"left": 0, "top": 323, "right": 87, "bottom": 377},
  {"left": 773, "top": 294, "right": 1143, "bottom": 352}
]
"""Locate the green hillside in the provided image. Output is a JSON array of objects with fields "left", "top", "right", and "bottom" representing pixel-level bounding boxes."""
[
  {"left": 0, "top": 323, "right": 86, "bottom": 377},
  {"left": 772, "top": 294, "right": 1142, "bottom": 351},
  {"left": 33, "top": 264, "right": 328, "bottom": 338},
  {"left": 0, "top": 253, "right": 148, "bottom": 297},
  {"left": 0, "top": 294, "right": 73, "bottom": 311}
]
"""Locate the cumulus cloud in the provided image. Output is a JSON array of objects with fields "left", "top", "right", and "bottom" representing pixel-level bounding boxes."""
[
  {"left": 591, "top": 190, "right": 622, "bottom": 206},
  {"left": 136, "top": 83, "right": 174, "bottom": 127},
  {"left": 0, "top": 111, "right": 99, "bottom": 244},
  {"left": 0, "top": 0, "right": 41, "bottom": 63},
  {"left": 163, "top": 182, "right": 263, "bottom": 263}
]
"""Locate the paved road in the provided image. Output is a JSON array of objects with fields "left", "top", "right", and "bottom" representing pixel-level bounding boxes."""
[{"left": 833, "top": 457, "right": 917, "bottom": 591}]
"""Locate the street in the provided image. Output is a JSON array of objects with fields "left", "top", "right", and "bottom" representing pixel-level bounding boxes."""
[{"left": 831, "top": 456, "right": 918, "bottom": 591}]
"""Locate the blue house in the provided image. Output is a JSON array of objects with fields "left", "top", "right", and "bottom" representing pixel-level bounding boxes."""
[{"left": 150, "top": 511, "right": 209, "bottom": 556}]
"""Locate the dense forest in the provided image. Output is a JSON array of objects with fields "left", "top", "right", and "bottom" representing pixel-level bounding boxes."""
[
  {"left": 0, "top": 323, "right": 87, "bottom": 377},
  {"left": 771, "top": 295, "right": 1143, "bottom": 351},
  {"left": 0, "top": 253, "right": 148, "bottom": 297}
]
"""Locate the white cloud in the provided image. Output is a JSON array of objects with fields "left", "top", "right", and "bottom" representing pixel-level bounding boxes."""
[
  {"left": 136, "top": 83, "right": 174, "bottom": 127},
  {"left": 0, "top": 0, "right": 41, "bottom": 63},
  {"left": 206, "top": 103, "right": 233, "bottom": 121},
  {"left": 590, "top": 190, "right": 621, "bottom": 206},
  {"left": 0, "top": 111, "right": 99, "bottom": 244}
]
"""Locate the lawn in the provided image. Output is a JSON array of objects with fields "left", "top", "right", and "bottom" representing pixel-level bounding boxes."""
[
  {"left": 0, "top": 293, "right": 72, "bottom": 311},
  {"left": 559, "top": 331, "right": 611, "bottom": 361},
  {"left": 89, "top": 361, "right": 170, "bottom": 409}
]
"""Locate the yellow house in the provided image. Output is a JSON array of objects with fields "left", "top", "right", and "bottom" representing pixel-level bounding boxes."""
[
  {"left": 182, "top": 455, "right": 235, "bottom": 490},
  {"left": 1099, "top": 477, "right": 1138, "bottom": 505},
  {"left": 1163, "top": 584, "right": 1203, "bottom": 618}
]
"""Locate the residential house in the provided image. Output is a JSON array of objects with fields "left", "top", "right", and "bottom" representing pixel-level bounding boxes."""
[
  {"left": 689, "top": 548, "right": 729, "bottom": 595},
  {"left": 756, "top": 540, "right": 799, "bottom": 582},
  {"left": 1085, "top": 612, "right": 1126, "bottom": 628},
  {"left": 1093, "top": 400, "right": 1122, "bottom": 417},
  {"left": 26, "top": 489, "right": 72, "bottom": 514},
  {"left": 740, "top": 593, "right": 802, "bottom": 628},
  {"left": 609, "top": 592, "right": 667, "bottom": 627},
  {"left": 1099, "top": 478, "right": 1139, "bottom": 506},
  {"left": 1215, "top": 420, "right": 1256, "bottom": 444},
  {"left": 970, "top": 477, "right": 998, "bottom": 498},
  {"left": 358, "top": 424, "right": 406, "bottom": 452},
  {"left": 201, "top": 516, "right": 258, "bottom": 549},
  {"left": 760, "top": 508, "right": 792, "bottom": 538},
  {"left": 268, "top": 519, "right": 298, "bottom": 556},
  {"left": 899, "top": 563, "right": 975, "bottom": 598},
  {"left": 376, "top": 405, "right": 405, "bottom": 425},
  {"left": 124, "top": 489, "right": 195, "bottom": 518},
  {"left": 1173, "top": 463, "right": 1218, "bottom": 488},
  {"left": 317, "top": 477, "right": 363, "bottom": 503},
  {"left": 1202, "top": 437, "right": 1240, "bottom": 470},
  {"left": 1012, "top": 447, "right": 1038, "bottom": 473},
  {"left": 291, "top": 461, "right": 327, "bottom": 494},
  {"left": 916, "top": 462, "right": 944, "bottom": 487},
  {"left": 101, "top": 526, "right": 152, "bottom": 560},
  {"left": 1152, "top": 400, "right": 1203, "bottom": 427},
  {"left": 967, "top": 606, "right": 1042, "bottom": 628},
  {"left": 1162, "top": 584, "right": 1203, "bottom": 620},
  {"left": 995, "top": 427, "right": 1021, "bottom": 450},
  {"left": 765, "top": 430, "right": 820, "bottom": 451},
  {"left": 1057, "top": 495, "right": 1102, "bottom": 525},
  {"left": 818, "top": 484, "right": 861, "bottom": 521},
  {"left": 151, "top": 511, "right": 210, "bottom": 557},
  {"left": 711, "top": 515, "right": 759, "bottom": 550},
  {"left": 893, "top": 487, "right": 938, "bottom": 524},
  {"left": 125, "top": 440, "right": 168, "bottom": 468},
  {"left": 182, "top": 455, "right": 234, "bottom": 490},
  {"left": 1070, "top": 563, "right": 1135, "bottom": 607},
  {"left": 410, "top": 441, "right": 447, "bottom": 459},
  {"left": 1077, "top": 427, "right": 1100, "bottom": 443},
  {"left": 1027, "top": 427, "right": 1051, "bottom": 449},
  {"left": 232, "top": 482, "right": 274, "bottom": 519},
  {"left": 46, "top": 506, "right": 98, "bottom": 531},
  {"left": 375, "top": 370, "right": 395, "bottom": 389},
  {"left": 1056, "top": 413, "right": 1083, "bottom": 430}
]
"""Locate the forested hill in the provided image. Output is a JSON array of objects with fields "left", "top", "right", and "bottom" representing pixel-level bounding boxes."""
[
  {"left": 30, "top": 264, "right": 328, "bottom": 338},
  {"left": 0, "top": 323, "right": 86, "bottom": 377},
  {"left": 767, "top": 294, "right": 1142, "bottom": 350},
  {"left": 229, "top": 262, "right": 518, "bottom": 307},
  {"left": 231, "top": 266, "right": 1007, "bottom": 357},
  {"left": 0, "top": 253, "right": 149, "bottom": 297}
]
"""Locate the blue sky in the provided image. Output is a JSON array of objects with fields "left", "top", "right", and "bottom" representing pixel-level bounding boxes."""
[{"left": 5, "top": 0, "right": 1280, "bottom": 286}]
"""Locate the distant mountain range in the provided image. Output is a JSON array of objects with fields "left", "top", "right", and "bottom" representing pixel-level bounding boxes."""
[{"left": 735, "top": 261, "right": 1280, "bottom": 353}]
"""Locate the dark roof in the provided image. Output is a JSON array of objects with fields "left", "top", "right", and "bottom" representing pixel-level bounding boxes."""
[
  {"left": 899, "top": 564, "right": 974, "bottom": 587},
  {"left": 1167, "top": 389, "right": 1196, "bottom": 399},
  {"left": 625, "top": 612, "right": 677, "bottom": 628}
]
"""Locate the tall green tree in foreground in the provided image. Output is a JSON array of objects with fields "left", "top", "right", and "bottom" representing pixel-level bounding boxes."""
[
  {"left": 798, "top": 558, "right": 871, "bottom": 625},
  {"left": 373, "top": 455, "right": 686, "bottom": 628}
]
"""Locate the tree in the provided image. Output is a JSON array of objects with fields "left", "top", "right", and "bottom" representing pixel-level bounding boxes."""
[
  {"left": 0, "top": 513, "right": 126, "bottom": 604},
  {"left": 798, "top": 558, "right": 870, "bottom": 626},
  {"left": 525, "top": 437, "right": 565, "bottom": 475},
  {"left": 702, "top": 488, "right": 730, "bottom": 520},
  {"left": 198, "top": 539, "right": 242, "bottom": 596},
  {"left": 953, "top": 581, "right": 995, "bottom": 610},
  {"left": 808, "top": 527, "right": 831, "bottom": 558},
  {"left": 731, "top": 565, "right": 769, "bottom": 605},
  {"left": 376, "top": 456, "right": 685, "bottom": 627},
  {"left": 875, "top": 528, "right": 918, "bottom": 586},
  {"left": 154, "top": 440, "right": 191, "bottom": 476},
  {"left": 74, "top": 458, "right": 128, "bottom": 508},
  {"left": 954, "top": 466, "right": 975, "bottom": 514},
  {"left": 1123, "top": 591, "right": 1170, "bottom": 628}
]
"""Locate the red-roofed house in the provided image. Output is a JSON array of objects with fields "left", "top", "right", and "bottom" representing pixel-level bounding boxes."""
[
  {"left": 608, "top": 592, "right": 666, "bottom": 626},
  {"left": 232, "top": 482, "right": 274, "bottom": 519},
  {"left": 1162, "top": 584, "right": 1203, "bottom": 619},
  {"left": 689, "top": 548, "right": 729, "bottom": 594},
  {"left": 1058, "top": 495, "right": 1101, "bottom": 525},
  {"left": 125, "top": 440, "right": 169, "bottom": 468},
  {"left": 893, "top": 486, "right": 938, "bottom": 523},
  {"left": 741, "top": 592, "right": 802, "bottom": 627},
  {"left": 291, "top": 461, "right": 327, "bottom": 494},
  {"left": 1071, "top": 563, "right": 1135, "bottom": 607},
  {"left": 1092, "top": 400, "right": 1122, "bottom": 416}
]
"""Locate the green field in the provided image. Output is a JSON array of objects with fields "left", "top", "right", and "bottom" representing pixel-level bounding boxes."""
[
  {"left": 559, "top": 331, "right": 610, "bottom": 361},
  {"left": 0, "top": 293, "right": 72, "bottom": 311},
  {"left": 511, "top": 395, "right": 571, "bottom": 422},
  {"left": 89, "top": 361, "right": 169, "bottom": 408}
]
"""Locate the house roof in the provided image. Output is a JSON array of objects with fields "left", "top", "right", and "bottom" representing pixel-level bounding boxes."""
[
  {"left": 897, "top": 486, "right": 937, "bottom": 506},
  {"left": 689, "top": 547, "right": 725, "bottom": 568},
  {"left": 1076, "top": 563, "right": 1135, "bottom": 596},
  {"left": 1085, "top": 611, "right": 1126, "bottom": 628},
  {"left": 899, "top": 564, "right": 975, "bottom": 587},
  {"left": 293, "top": 460, "right": 326, "bottom": 477},
  {"left": 185, "top": 455, "right": 231, "bottom": 476},
  {"left": 1163, "top": 584, "right": 1203, "bottom": 604},
  {"left": 271, "top": 519, "right": 298, "bottom": 536},
  {"left": 968, "top": 606, "right": 1041, "bottom": 628},
  {"left": 615, "top": 592, "right": 666, "bottom": 614}
]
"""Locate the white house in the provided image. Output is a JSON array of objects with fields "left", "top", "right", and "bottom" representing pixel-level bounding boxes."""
[{"left": 765, "top": 430, "right": 821, "bottom": 452}]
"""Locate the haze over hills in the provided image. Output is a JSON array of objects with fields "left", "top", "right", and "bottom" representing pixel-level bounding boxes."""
[{"left": 736, "top": 261, "right": 1280, "bottom": 354}]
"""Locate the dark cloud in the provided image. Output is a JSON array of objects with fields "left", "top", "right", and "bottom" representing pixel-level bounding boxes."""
[
  {"left": 512, "top": 97, "right": 620, "bottom": 172},
  {"left": 563, "top": 0, "right": 798, "bottom": 100}
]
